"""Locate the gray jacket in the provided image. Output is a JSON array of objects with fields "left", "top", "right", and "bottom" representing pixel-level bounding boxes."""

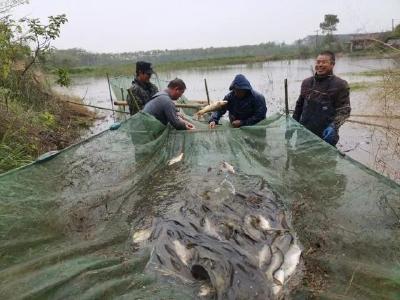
[{"left": 143, "top": 91, "right": 187, "bottom": 130}]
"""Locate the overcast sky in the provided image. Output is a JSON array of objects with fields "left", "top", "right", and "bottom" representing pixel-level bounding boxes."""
[{"left": 10, "top": 0, "right": 400, "bottom": 53}]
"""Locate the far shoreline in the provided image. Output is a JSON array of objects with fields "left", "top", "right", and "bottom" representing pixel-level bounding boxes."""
[{"left": 62, "top": 51, "right": 399, "bottom": 78}]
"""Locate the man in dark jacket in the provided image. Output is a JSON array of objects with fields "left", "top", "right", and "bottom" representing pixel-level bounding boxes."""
[
  {"left": 126, "top": 61, "right": 159, "bottom": 115},
  {"left": 209, "top": 74, "right": 267, "bottom": 128},
  {"left": 293, "top": 51, "right": 350, "bottom": 146},
  {"left": 143, "top": 78, "right": 195, "bottom": 130}
]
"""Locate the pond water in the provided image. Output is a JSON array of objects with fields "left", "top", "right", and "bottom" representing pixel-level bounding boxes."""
[{"left": 54, "top": 56, "right": 399, "bottom": 183}]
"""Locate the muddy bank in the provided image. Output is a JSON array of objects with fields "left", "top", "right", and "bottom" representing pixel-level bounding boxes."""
[{"left": 0, "top": 71, "right": 97, "bottom": 173}]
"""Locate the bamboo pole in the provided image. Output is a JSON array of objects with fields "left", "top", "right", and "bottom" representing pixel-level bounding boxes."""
[
  {"left": 176, "top": 103, "right": 204, "bottom": 109},
  {"left": 65, "top": 100, "right": 130, "bottom": 114},
  {"left": 120, "top": 88, "right": 126, "bottom": 113},
  {"left": 204, "top": 78, "right": 210, "bottom": 105},
  {"left": 347, "top": 119, "right": 399, "bottom": 131},
  {"left": 190, "top": 100, "right": 209, "bottom": 104},
  {"left": 350, "top": 114, "right": 400, "bottom": 120},
  {"left": 114, "top": 100, "right": 128, "bottom": 106},
  {"left": 106, "top": 73, "right": 115, "bottom": 121},
  {"left": 114, "top": 100, "right": 203, "bottom": 109},
  {"left": 284, "top": 79, "right": 289, "bottom": 115}
]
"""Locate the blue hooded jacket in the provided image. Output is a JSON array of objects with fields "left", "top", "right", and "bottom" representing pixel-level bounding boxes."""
[{"left": 209, "top": 74, "right": 267, "bottom": 126}]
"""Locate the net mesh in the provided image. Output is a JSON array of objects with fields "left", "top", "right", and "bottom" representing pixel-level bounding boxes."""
[{"left": 0, "top": 113, "right": 399, "bottom": 299}]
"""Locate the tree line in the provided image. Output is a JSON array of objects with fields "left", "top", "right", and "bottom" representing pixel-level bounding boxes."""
[
  {"left": 47, "top": 14, "right": 400, "bottom": 73},
  {"left": 46, "top": 42, "right": 300, "bottom": 69}
]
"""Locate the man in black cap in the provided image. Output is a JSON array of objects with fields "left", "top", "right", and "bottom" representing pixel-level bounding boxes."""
[{"left": 126, "top": 61, "right": 159, "bottom": 115}]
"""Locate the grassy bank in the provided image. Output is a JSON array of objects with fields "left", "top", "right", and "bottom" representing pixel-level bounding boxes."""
[
  {"left": 0, "top": 69, "right": 95, "bottom": 174},
  {"left": 66, "top": 53, "right": 304, "bottom": 77},
  {"left": 348, "top": 81, "right": 381, "bottom": 91}
]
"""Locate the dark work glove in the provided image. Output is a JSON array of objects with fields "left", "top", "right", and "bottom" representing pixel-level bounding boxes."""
[{"left": 322, "top": 124, "right": 336, "bottom": 145}]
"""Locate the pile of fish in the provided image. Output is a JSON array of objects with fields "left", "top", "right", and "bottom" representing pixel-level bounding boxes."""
[{"left": 132, "top": 161, "right": 302, "bottom": 299}]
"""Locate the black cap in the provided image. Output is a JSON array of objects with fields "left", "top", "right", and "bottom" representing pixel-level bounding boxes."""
[{"left": 136, "top": 61, "right": 154, "bottom": 74}]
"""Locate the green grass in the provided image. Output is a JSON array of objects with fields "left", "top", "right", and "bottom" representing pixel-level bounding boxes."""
[
  {"left": 67, "top": 54, "right": 302, "bottom": 78},
  {"left": 349, "top": 81, "right": 377, "bottom": 91},
  {"left": 0, "top": 68, "right": 95, "bottom": 174},
  {"left": 0, "top": 129, "right": 33, "bottom": 173},
  {"left": 66, "top": 51, "right": 398, "bottom": 79},
  {"left": 346, "top": 67, "right": 400, "bottom": 79},
  {"left": 348, "top": 70, "right": 389, "bottom": 77}
]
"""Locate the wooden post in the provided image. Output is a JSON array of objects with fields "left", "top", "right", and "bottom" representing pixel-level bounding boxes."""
[
  {"left": 120, "top": 88, "right": 126, "bottom": 112},
  {"left": 284, "top": 79, "right": 289, "bottom": 115},
  {"left": 204, "top": 78, "right": 210, "bottom": 105},
  {"left": 106, "top": 73, "right": 115, "bottom": 121}
]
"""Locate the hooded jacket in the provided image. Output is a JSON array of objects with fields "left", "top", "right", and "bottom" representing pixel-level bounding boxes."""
[{"left": 209, "top": 74, "right": 267, "bottom": 126}]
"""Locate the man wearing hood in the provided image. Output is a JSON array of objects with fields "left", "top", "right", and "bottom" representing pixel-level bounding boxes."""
[
  {"left": 209, "top": 74, "right": 267, "bottom": 128},
  {"left": 293, "top": 51, "right": 350, "bottom": 146},
  {"left": 126, "top": 61, "right": 159, "bottom": 115}
]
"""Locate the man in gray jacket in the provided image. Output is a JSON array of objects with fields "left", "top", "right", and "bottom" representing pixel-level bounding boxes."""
[{"left": 143, "top": 78, "right": 195, "bottom": 130}]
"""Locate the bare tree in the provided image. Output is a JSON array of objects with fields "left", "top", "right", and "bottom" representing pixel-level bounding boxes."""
[{"left": 0, "top": 0, "right": 28, "bottom": 17}]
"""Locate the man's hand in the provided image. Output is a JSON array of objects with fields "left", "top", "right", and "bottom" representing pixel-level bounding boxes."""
[
  {"left": 231, "top": 120, "right": 241, "bottom": 128},
  {"left": 322, "top": 124, "right": 336, "bottom": 145},
  {"left": 185, "top": 122, "right": 195, "bottom": 130},
  {"left": 209, "top": 121, "right": 217, "bottom": 129},
  {"left": 178, "top": 115, "right": 195, "bottom": 130}
]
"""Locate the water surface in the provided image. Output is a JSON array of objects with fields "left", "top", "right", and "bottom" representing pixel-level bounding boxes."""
[{"left": 54, "top": 56, "right": 399, "bottom": 183}]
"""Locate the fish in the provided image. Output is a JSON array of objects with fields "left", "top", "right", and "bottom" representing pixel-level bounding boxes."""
[
  {"left": 168, "top": 153, "right": 184, "bottom": 165},
  {"left": 132, "top": 228, "right": 151, "bottom": 243},
  {"left": 198, "top": 284, "right": 215, "bottom": 297},
  {"left": 195, "top": 100, "right": 228, "bottom": 118},
  {"left": 264, "top": 247, "right": 284, "bottom": 283},
  {"left": 137, "top": 181, "right": 302, "bottom": 299},
  {"left": 243, "top": 215, "right": 263, "bottom": 241},
  {"left": 272, "top": 232, "right": 293, "bottom": 254},
  {"left": 272, "top": 268, "right": 284, "bottom": 295},
  {"left": 202, "top": 217, "right": 220, "bottom": 239},
  {"left": 253, "top": 215, "right": 272, "bottom": 231},
  {"left": 268, "top": 239, "right": 301, "bottom": 295},
  {"left": 280, "top": 242, "right": 302, "bottom": 281},
  {"left": 173, "top": 240, "right": 193, "bottom": 266},
  {"left": 258, "top": 244, "right": 272, "bottom": 268},
  {"left": 268, "top": 242, "right": 301, "bottom": 296},
  {"left": 220, "top": 161, "right": 235, "bottom": 174},
  {"left": 273, "top": 269, "right": 284, "bottom": 286}
]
